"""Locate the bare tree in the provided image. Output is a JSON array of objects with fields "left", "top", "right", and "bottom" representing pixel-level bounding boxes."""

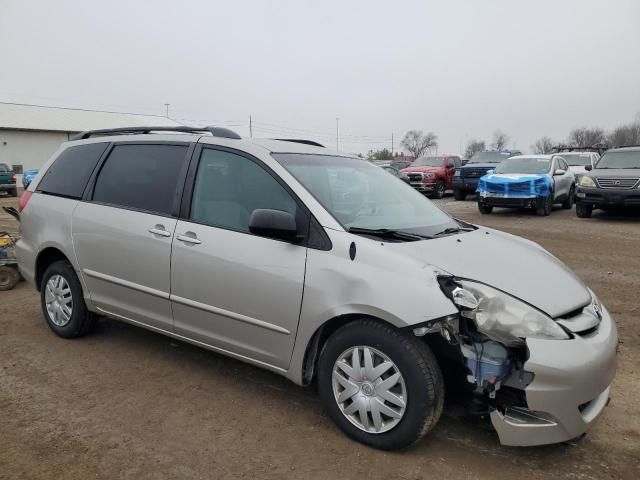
[
  {"left": 491, "top": 130, "right": 510, "bottom": 150},
  {"left": 606, "top": 122, "right": 640, "bottom": 147},
  {"left": 567, "top": 127, "right": 606, "bottom": 147},
  {"left": 401, "top": 130, "right": 438, "bottom": 158},
  {"left": 532, "top": 136, "right": 555, "bottom": 154},
  {"left": 464, "top": 139, "right": 486, "bottom": 159}
]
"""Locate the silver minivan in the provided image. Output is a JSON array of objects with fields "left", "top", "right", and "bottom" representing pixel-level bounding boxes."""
[{"left": 16, "top": 126, "right": 617, "bottom": 450}]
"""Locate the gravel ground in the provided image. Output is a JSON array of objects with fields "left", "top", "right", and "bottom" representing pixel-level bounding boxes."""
[{"left": 1, "top": 192, "right": 639, "bottom": 480}]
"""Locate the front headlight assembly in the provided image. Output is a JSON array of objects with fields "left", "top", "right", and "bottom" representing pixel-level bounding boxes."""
[
  {"left": 450, "top": 280, "right": 569, "bottom": 346},
  {"left": 579, "top": 176, "right": 596, "bottom": 188}
]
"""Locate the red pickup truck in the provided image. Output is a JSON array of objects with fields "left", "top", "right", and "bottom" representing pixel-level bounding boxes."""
[{"left": 401, "top": 155, "right": 462, "bottom": 198}]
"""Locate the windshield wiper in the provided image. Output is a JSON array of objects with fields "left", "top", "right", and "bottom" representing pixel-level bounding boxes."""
[
  {"left": 348, "top": 227, "right": 431, "bottom": 241},
  {"left": 433, "top": 226, "right": 474, "bottom": 237}
]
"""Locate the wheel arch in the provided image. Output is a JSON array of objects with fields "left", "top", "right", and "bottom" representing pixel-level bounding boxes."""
[
  {"left": 300, "top": 313, "right": 399, "bottom": 386},
  {"left": 35, "top": 246, "right": 71, "bottom": 291}
]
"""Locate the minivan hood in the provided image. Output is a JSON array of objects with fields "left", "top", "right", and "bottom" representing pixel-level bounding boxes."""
[{"left": 394, "top": 228, "right": 591, "bottom": 318}]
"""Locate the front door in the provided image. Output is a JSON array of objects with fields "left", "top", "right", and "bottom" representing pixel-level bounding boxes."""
[
  {"left": 72, "top": 143, "right": 190, "bottom": 331},
  {"left": 170, "top": 147, "right": 307, "bottom": 369}
]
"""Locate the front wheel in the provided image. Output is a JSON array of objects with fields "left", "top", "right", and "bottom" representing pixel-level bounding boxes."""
[
  {"left": 576, "top": 202, "right": 593, "bottom": 218},
  {"left": 536, "top": 195, "right": 552, "bottom": 216},
  {"left": 432, "top": 181, "right": 446, "bottom": 199},
  {"left": 562, "top": 187, "right": 575, "bottom": 209},
  {"left": 453, "top": 189, "right": 466, "bottom": 201},
  {"left": 40, "top": 260, "right": 97, "bottom": 338},
  {"left": 317, "top": 319, "right": 444, "bottom": 450},
  {"left": 478, "top": 202, "right": 493, "bottom": 214}
]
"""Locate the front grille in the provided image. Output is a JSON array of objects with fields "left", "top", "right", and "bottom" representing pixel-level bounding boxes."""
[
  {"left": 463, "top": 168, "right": 491, "bottom": 178},
  {"left": 595, "top": 177, "right": 639, "bottom": 189},
  {"left": 407, "top": 173, "right": 423, "bottom": 182}
]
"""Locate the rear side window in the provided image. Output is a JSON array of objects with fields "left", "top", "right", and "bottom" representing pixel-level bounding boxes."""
[
  {"left": 92, "top": 144, "right": 188, "bottom": 215},
  {"left": 0, "top": 163, "right": 10, "bottom": 172},
  {"left": 37, "top": 143, "right": 108, "bottom": 198}
]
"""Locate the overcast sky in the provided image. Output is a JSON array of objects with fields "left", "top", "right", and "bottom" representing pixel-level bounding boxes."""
[{"left": 1, "top": 0, "right": 639, "bottom": 155}]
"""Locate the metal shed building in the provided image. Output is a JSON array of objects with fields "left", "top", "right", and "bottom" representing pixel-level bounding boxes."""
[{"left": 0, "top": 102, "right": 181, "bottom": 176}]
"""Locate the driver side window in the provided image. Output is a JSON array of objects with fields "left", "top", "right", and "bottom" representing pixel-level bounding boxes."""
[{"left": 190, "top": 148, "right": 297, "bottom": 233}]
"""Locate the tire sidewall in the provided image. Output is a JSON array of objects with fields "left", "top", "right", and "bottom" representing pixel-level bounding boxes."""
[
  {"left": 40, "top": 261, "right": 89, "bottom": 338},
  {"left": 317, "top": 322, "right": 442, "bottom": 450}
]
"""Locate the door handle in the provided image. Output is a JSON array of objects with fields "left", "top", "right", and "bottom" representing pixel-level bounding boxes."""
[
  {"left": 177, "top": 232, "right": 202, "bottom": 245},
  {"left": 148, "top": 225, "right": 171, "bottom": 237}
]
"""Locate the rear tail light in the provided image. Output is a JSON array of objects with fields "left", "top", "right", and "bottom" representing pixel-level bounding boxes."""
[
  {"left": 18, "top": 191, "right": 32, "bottom": 212},
  {"left": 11, "top": 174, "right": 16, "bottom": 182}
]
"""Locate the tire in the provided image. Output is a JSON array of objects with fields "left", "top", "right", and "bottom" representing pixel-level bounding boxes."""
[
  {"left": 9, "top": 188, "right": 18, "bottom": 198},
  {"left": 0, "top": 266, "right": 20, "bottom": 291},
  {"left": 317, "top": 319, "right": 444, "bottom": 451},
  {"left": 40, "top": 260, "right": 97, "bottom": 338},
  {"left": 536, "top": 195, "right": 552, "bottom": 216},
  {"left": 432, "top": 181, "right": 446, "bottom": 199},
  {"left": 453, "top": 189, "right": 466, "bottom": 201},
  {"left": 478, "top": 202, "right": 493, "bottom": 214},
  {"left": 576, "top": 202, "right": 593, "bottom": 218},
  {"left": 562, "top": 187, "right": 575, "bottom": 209}
]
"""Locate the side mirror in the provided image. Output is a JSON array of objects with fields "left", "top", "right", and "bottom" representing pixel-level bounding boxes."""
[
  {"left": 554, "top": 169, "right": 566, "bottom": 176},
  {"left": 585, "top": 164, "right": 593, "bottom": 171},
  {"left": 249, "top": 209, "right": 299, "bottom": 242}
]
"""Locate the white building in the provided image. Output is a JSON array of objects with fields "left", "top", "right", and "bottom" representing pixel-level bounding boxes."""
[{"left": 0, "top": 102, "right": 181, "bottom": 175}]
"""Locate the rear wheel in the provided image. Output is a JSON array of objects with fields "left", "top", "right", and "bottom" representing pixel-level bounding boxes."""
[
  {"left": 40, "top": 260, "right": 97, "bottom": 338},
  {"left": 317, "top": 319, "right": 444, "bottom": 451},
  {"left": 576, "top": 202, "right": 593, "bottom": 218},
  {"left": 453, "top": 189, "right": 466, "bottom": 201},
  {"left": 562, "top": 187, "right": 575, "bottom": 209},
  {"left": 0, "top": 266, "right": 19, "bottom": 291}
]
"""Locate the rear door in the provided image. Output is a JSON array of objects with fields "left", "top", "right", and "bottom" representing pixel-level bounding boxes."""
[
  {"left": 170, "top": 146, "right": 308, "bottom": 369},
  {"left": 72, "top": 142, "right": 191, "bottom": 332}
]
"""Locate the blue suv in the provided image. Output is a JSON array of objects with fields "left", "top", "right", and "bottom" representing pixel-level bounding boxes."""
[{"left": 453, "top": 150, "right": 521, "bottom": 200}]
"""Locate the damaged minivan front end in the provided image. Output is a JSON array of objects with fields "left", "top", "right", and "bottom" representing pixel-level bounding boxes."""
[{"left": 420, "top": 275, "right": 618, "bottom": 446}]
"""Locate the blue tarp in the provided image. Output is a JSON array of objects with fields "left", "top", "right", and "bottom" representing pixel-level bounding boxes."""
[{"left": 477, "top": 174, "right": 552, "bottom": 197}]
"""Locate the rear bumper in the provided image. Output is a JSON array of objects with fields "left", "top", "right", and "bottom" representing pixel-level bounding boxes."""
[
  {"left": 0, "top": 183, "right": 17, "bottom": 191},
  {"left": 491, "top": 307, "right": 618, "bottom": 446},
  {"left": 576, "top": 186, "right": 640, "bottom": 207}
]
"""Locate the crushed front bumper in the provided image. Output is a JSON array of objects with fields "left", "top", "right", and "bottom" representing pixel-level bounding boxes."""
[
  {"left": 478, "top": 193, "right": 544, "bottom": 209},
  {"left": 490, "top": 306, "right": 618, "bottom": 446}
]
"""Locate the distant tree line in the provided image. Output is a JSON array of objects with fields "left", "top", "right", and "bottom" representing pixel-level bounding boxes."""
[{"left": 531, "top": 117, "right": 640, "bottom": 154}]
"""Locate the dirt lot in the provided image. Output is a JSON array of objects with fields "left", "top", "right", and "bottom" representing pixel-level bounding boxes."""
[{"left": 1, "top": 192, "right": 639, "bottom": 480}]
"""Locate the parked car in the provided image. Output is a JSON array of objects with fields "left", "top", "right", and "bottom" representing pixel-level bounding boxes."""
[
  {"left": 400, "top": 155, "right": 462, "bottom": 198},
  {"left": 373, "top": 159, "right": 413, "bottom": 171},
  {"left": 0, "top": 163, "right": 17, "bottom": 197},
  {"left": 381, "top": 165, "right": 410, "bottom": 184},
  {"left": 16, "top": 126, "right": 617, "bottom": 450},
  {"left": 477, "top": 155, "right": 576, "bottom": 216},
  {"left": 551, "top": 147, "right": 601, "bottom": 181},
  {"left": 22, "top": 169, "right": 39, "bottom": 190},
  {"left": 576, "top": 146, "right": 640, "bottom": 217},
  {"left": 452, "top": 150, "right": 521, "bottom": 200}
]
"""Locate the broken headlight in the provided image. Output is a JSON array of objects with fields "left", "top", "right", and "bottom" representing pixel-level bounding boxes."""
[{"left": 452, "top": 280, "right": 569, "bottom": 347}]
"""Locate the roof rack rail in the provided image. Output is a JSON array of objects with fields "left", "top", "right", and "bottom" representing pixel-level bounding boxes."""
[
  {"left": 272, "top": 138, "right": 325, "bottom": 148},
  {"left": 551, "top": 144, "right": 609, "bottom": 154},
  {"left": 70, "top": 125, "right": 241, "bottom": 141},
  {"left": 612, "top": 144, "right": 640, "bottom": 149}
]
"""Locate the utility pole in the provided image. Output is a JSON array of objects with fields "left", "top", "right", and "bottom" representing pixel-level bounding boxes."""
[
  {"left": 391, "top": 133, "right": 394, "bottom": 156},
  {"left": 336, "top": 117, "right": 340, "bottom": 151},
  {"left": 164, "top": 103, "right": 170, "bottom": 118},
  {"left": 249, "top": 115, "right": 253, "bottom": 138}
]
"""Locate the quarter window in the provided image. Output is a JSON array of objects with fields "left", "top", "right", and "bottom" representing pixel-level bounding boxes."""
[
  {"left": 92, "top": 144, "right": 188, "bottom": 215},
  {"left": 37, "top": 143, "right": 108, "bottom": 198},
  {"left": 190, "top": 148, "right": 297, "bottom": 233}
]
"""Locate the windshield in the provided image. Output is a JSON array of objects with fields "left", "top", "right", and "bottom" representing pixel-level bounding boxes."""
[
  {"left": 559, "top": 153, "right": 592, "bottom": 166},
  {"left": 273, "top": 154, "right": 457, "bottom": 234},
  {"left": 0, "top": 164, "right": 10, "bottom": 173},
  {"left": 468, "top": 151, "right": 513, "bottom": 163},
  {"left": 413, "top": 156, "right": 443, "bottom": 167},
  {"left": 595, "top": 151, "right": 640, "bottom": 169},
  {"left": 494, "top": 157, "right": 550, "bottom": 174}
]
